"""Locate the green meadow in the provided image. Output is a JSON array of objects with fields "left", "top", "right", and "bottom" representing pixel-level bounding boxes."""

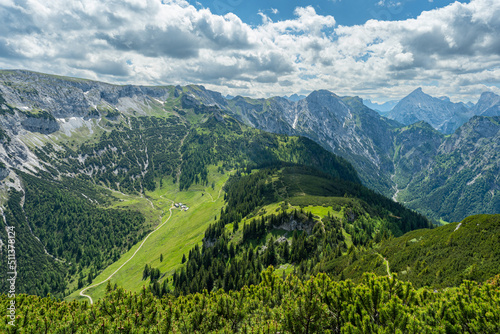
[{"left": 67, "top": 167, "right": 230, "bottom": 302}]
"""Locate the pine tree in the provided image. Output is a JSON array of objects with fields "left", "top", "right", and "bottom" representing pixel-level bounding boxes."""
[{"left": 105, "top": 280, "right": 112, "bottom": 293}]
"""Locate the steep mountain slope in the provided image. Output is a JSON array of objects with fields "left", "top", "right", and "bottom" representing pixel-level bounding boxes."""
[
  {"left": 472, "top": 91, "right": 500, "bottom": 116},
  {"left": 387, "top": 88, "right": 471, "bottom": 134},
  {"left": 0, "top": 70, "right": 227, "bottom": 181},
  {"left": 397, "top": 116, "right": 500, "bottom": 222},
  {"left": 227, "top": 91, "right": 400, "bottom": 196},
  {"left": 391, "top": 122, "right": 445, "bottom": 199}
]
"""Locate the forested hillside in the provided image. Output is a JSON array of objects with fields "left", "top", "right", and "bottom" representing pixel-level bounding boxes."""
[
  {"left": 173, "top": 165, "right": 430, "bottom": 296},
  {"left": 326, "top": 214, "right": 500, "bottom": 288},
  {"left": 0, "top": 173, "right": 146, "bottom": 299}
]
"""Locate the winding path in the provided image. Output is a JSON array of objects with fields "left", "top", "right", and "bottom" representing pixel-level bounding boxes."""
[
  {"left": 79, "top": 202, "right": 174, "bottom": 304},
  {"left": 376, "top": 253, "right": 392, "bottom": 278},
  {"left": 384, "top": 258, "right": 391, "bottom": 277},
  {"left": 203, "top": 186, "right": 224, "bottom": 203}
]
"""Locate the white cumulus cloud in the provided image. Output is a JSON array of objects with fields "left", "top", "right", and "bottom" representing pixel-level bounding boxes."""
[{"left": 0, "top": 0, "right": 498, "bottom": 102}]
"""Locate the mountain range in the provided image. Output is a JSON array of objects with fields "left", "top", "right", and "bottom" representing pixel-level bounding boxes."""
[
  {"left": 1, "top": 70, "right": 499, "bottom": 223},
  {"left": 218, "top": 88, "right": 500, "bottom": 222},
  {"left": 0, "top": 70, "right": 499, "bottom": 324},
  {"left": 381, "top": 87, "right": 500, "bottom": 134}
]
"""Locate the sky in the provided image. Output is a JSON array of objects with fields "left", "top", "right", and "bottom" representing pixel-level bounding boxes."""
[{"left": 0, "top": 0, "right": 499, "bottom": 103}]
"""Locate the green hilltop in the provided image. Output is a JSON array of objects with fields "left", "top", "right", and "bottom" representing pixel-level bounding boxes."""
[{"left": 327, "top": 214, "right": 500, "bottom": 288}]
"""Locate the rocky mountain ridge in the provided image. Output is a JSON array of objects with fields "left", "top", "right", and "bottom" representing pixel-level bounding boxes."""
[
  {"left": 221, "top": 89, "right": 500, "bottom": 222},
  {"left": 386, "top": 88, "right": 472, "bottom": 134},
  {"left": 472, "top": 91, "right": 500, "bottom": 117},
  {"left": 0, "top": 70, "right": 498, "bottom": 221}
]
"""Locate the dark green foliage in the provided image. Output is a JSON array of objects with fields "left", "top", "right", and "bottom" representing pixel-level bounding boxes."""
[
  {"left": 0, "top": 189, "right": 66, "bottom": 299},
  {"left": 330, "top": 214, "right": 500, "bottom": 289},
  {"left": 105, "top": 109, "right": 120, "bottom": 119},
  {"left": 178, "top": 115, "right": 359, "bottom": 191},
  {"left": 0, "top": 92, "right": 16, "bottom": 115},
  {"left": 1, "top": 269, "right": 499, "bottom": 332},
  {"left": 0, "top": 127, "right": 10, "bottom": 143},
  {"left": 0, "top": 172, "right": 146, "bottom": 298},
  {"left": 19, "top": 109, "right": 56, "bottom": 120}
]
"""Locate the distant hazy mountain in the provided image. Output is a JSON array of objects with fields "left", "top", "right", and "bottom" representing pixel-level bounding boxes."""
[
  {"left": 363, "top": 99, "right": 399, "bottom": 113},
  {"left": 282, "top": 94, "right": 306, "bottom": 102},
  {"left": 464, "top": 101, "right": 474, "bottom": 108},
  {"left": 471, "top": 91, "right": 500, "bottom": 116},
  {"left": 387, "top": 88, "right": 471, "bottom": 134}
]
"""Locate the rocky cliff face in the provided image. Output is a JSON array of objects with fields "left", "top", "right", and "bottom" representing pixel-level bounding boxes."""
[
  {"left": 227, "top": 91, "right": 401, "bottom": 195},
  {"left": 387, "top": 88, "right": 471, "bottom": 134},
  {"left": 392, "top": 122, "right": 444, "bottom": 193},
  {"left": 20, "top": 113, "right": 60, "bottom": 134},
  {"left": 472, "top": 92, "right": 500, "bottom": 117},
  {"left": 0, "top": 70, "right": 173, "bottom": 118}
]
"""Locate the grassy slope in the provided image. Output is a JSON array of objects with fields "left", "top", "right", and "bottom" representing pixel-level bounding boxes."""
[{"left": 67, "top": 166, "right": 229, "bottom": 301}]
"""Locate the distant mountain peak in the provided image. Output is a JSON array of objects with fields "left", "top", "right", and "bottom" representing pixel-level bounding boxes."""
[
  {"left": 480, "top": 91, "right": 498, "bottom": 98},
  {"left": 405, "top": 87, "right": 431, "bottom": 100},
  {"left": 387, "top": 87, "right": 470, "bottom": 134},
  {"left": 307, "top": 89, "right": 338, "bottom": 99},
  {"left": 472, "top": 91, "right": 500, "bottom": 117},
  {"left": 283, "top": 93, "right": 306, "bottom": 102},
  {"left": 362, "top": 98, "right": 399, "bottom": 113}
]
